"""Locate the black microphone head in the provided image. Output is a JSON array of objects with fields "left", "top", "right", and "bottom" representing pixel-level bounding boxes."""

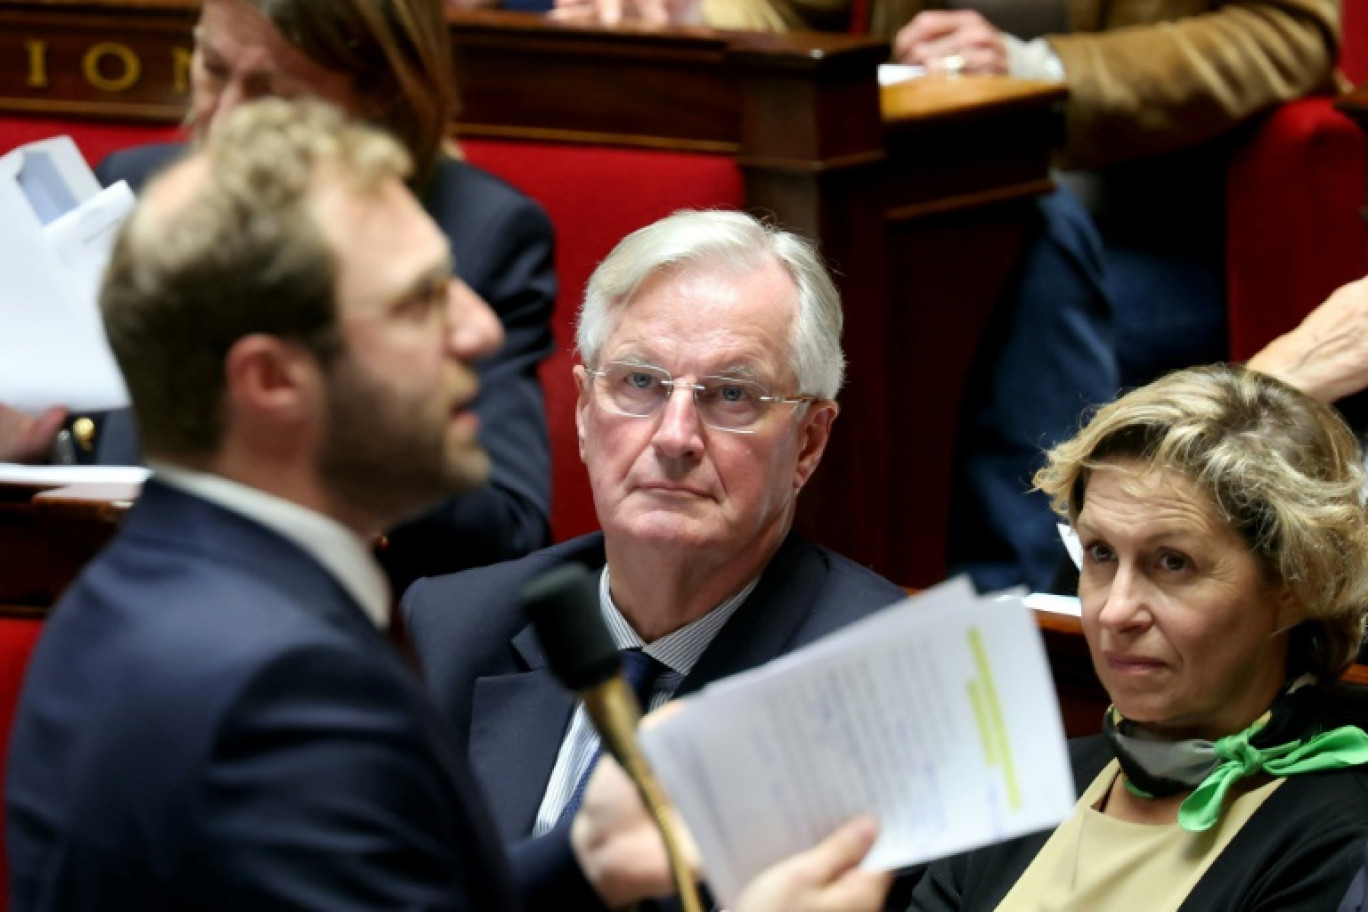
[{"left": 523, "top": 563, "right": 621, "bottom": 691}]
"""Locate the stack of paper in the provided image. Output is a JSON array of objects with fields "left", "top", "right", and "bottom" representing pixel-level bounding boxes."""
[
  {"left": 640, "top": 577, "right": 1075, "bottom": 907},
  {"left": 0, "top": 136, "right": 135, "bottom": 414}
]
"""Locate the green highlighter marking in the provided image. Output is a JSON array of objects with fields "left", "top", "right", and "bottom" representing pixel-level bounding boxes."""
[{"left": 966, "top": 626, "right": 1020, "bottom": 809}]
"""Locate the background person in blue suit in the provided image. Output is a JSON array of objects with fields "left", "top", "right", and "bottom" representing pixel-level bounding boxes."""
[
  {"left": 5, "top": 100, "right": 891, "bottom": 912},
  {"left": 405, "top": 210, "right": 915, "bottom": 909},
  {"left": 0, "top": 0, "right": 556, "bottom": 591}
]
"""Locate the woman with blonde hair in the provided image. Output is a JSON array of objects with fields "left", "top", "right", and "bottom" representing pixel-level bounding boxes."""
[{"left": 912, "top": 363, "right": 1368, "bottom": 911}]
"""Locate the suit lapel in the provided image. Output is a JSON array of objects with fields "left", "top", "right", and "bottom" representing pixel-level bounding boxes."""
[
  {"left": 469, "top": 623, "right": 577, "bottom": 842},
  {"left": 678, "top": 535, "right": 821, "bottom": 698}
]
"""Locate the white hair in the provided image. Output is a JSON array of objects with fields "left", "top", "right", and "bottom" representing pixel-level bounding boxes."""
[{"left": 575, "top": 210, "right": 845, "bottom": 399}]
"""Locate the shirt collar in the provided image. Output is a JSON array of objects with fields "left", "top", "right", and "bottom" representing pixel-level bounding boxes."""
[
  {"left": 598, "top": 564, "right": 759, "bottom": 676},
  {"left": 150, "top": 463, "right": 391, "bottom": 629}
]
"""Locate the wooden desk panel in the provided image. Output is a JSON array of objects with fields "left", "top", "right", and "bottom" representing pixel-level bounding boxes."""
[
  {"left": 0, "top": 3, "right": 1065, "bottom": 586},
  {"left": 0, "top": 1, "right": 194, "bottom": 121},
  {"left": 0, "top": 481, "right": 135, "bottom": 613}
]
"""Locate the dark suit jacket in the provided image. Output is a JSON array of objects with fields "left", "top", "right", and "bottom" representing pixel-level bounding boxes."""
[
  {"left": 5, "top": 479, "right": 522, "bottom": 910},
  {"left": 93, "top": 144, "right": 556, "bottom": 591},
  {"left": 403, "top": 531, "right": 909, "bottom": 909},
  {"left": 1344, "top": 847, "right": 1368, "bottom": 912}
]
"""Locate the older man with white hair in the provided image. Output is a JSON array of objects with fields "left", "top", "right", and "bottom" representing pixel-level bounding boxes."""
[{"left": 404, "top": 209, "right": 909, "bottom": 909}]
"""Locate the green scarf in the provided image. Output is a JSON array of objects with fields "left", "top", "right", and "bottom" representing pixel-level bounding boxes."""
[{"left": 1105, "top": 678, "right": 1368, "bottom": 832}]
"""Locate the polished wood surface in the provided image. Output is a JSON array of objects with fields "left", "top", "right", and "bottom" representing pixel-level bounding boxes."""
[
  {"left": 0, "top": 3, "right": 1066, "bottom": 586},
  {"left": 0, "top": 480, "right": 135, "bottom": 615}
]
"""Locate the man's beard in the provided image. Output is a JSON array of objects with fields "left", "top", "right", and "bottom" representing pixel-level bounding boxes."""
[{"left": 316, "top": 355, "right": 488, "bottom": 526}]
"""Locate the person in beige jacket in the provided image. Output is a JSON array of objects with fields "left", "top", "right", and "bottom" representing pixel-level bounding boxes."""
[{"left": 551, "top": 0, "right": 1338, "bottom": 170}]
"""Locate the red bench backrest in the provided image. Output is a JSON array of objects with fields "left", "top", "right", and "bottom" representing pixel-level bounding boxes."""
[{"left": 0, "top": 617, "right": 45, "bottom": 910}]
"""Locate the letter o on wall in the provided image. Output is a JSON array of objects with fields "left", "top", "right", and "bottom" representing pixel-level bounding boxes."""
[{"left": 83, "top": 43, "right": 142, "bottom": 93}]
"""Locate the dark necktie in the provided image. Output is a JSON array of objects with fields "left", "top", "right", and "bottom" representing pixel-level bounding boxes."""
[{"left": 560, "top": 648, "right": 666, "bottom": 820}]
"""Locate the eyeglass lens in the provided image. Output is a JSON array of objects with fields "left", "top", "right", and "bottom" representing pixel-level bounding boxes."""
[{"left": 598, "top": 363, "right": 771, "bottom": 430}]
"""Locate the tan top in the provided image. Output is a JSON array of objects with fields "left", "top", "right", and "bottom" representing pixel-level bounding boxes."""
[{"left": 995, "top": 760, "right": 1283, "bottom": 912}]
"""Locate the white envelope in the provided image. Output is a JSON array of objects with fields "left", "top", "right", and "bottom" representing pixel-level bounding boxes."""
[{"left": 0, "top": 136, "right": 132, "bottom": 414}]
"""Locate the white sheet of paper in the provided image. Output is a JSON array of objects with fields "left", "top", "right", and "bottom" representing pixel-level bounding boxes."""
[
  {"left": 46, "top": 181, "right": 136, "bottom": 315},
  {"left": 0, "top": 137, "right": 131, "bottom": 414},
  {"left": 1057, "top": 522, "right": 1083, "bottom": 569},
  {"left": 2, "top": 136, "right": 102, "bottom": 219},
  {"left": 0, "top": 464, "right": 149, "bottom": 486},
  {"left": 1024, "top": 592, "right": 1082, "bottom": 617},
  {"left": 878, "top": 63, "right": 926, "bottom": 85},
  {"left": 640, "top": 578, "right": 1074, "bottom": 908}
]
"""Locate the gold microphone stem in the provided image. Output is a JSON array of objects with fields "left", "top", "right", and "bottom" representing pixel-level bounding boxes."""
[{"left": 587, "top": 679, "right": 705, "bottom": 912}]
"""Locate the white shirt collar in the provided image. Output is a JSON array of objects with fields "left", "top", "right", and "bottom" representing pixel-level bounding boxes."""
[
  {"left": 598, "top": 564, "right": 759, "bottom": 675},
  {"left": 150, "top": 463, "right": 391, "bottom": 629}
]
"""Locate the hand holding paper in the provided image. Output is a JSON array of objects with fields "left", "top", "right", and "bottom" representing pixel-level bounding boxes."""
[{"left": 639, "top": 578, "right": 1074, "bottom": 908}]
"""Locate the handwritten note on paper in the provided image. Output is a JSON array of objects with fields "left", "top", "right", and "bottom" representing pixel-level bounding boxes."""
[{"left": 639, "top": 578, "right": 1075, "bottom": 908}]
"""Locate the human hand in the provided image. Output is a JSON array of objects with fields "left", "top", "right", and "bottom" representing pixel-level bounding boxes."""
[
  {"left": 892, "top": 10, "right": 1009, "bottom": 75},
  {"left": 549, "top": 0, "right": 701, "bottom": 26},
  {"left": 1247, "top": 275, "right": 1368, "bottom": 404},
  {"left": 570, "top": 751, "right": 701, "bottom": 908},
  {"left": 0, "top": 404, "right": 67, "bottom": 464},
  {"left": 733, "top": 817, "right": 892, "bottom": 912}
]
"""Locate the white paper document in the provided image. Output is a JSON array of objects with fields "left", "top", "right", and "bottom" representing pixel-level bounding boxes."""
[
  {"left": 640, "top": 578, "right": 1074, "bottom": 907},
  {"left": 878, "top": 63, "right": 926, "bottom": 85},
  {"left": 0, "top": 464, "right": 149, "bottom": 487},
  {"left": 1024, "top": 592, "right": 1082, "bottom": 617},
  {"left": 0, "top": 136, "right": 133, "bottom": 414}
]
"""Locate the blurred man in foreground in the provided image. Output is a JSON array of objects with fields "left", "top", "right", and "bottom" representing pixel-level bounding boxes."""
[{"left": 4, "top": 100, "right": 888, "bottom": 912}]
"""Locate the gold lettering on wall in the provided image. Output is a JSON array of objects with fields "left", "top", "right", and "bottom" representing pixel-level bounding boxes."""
[
  {"left": 82, "top": 43, "right": 141, "bottom": 93},
  {"left": 25, "top": 40, "right": 49, "bottom": 89},
  {"left": 171, "top": 47, "right": 193, "bottom": 95}
]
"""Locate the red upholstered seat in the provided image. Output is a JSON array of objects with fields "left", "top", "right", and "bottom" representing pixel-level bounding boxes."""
[
  {"left": 0, "top": 617, "right": 45, "bottom": 908},
  {"left": 461, "top": 139, "right": 745, "bottom": 540},
  {"left": 1225, "top": 98, "right": 1368, "bottom": 359},
  {"left": 1224, "top": 0, "right": 1368, "bottom": 359},
  {"left": 1344, "top": 0, "right": 1368, "bottom": 86}
]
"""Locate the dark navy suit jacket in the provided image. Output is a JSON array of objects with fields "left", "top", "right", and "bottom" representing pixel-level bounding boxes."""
[
  {"left": 94, "top": 144, "right": 557, "bottom": 590},
  {"left": 403, "top": 531, "right": 909, "bottom": 910},
  {"left": 5, "top": 479, "right": 522, "bottom": 910},
  {"left": 1346, "top": 855, "right": 1368, "bottom": 912}
]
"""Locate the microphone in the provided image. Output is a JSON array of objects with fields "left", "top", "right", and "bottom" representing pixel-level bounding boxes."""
[{"left": 523, "top": 563, "right": 704, "bottom": 912}]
